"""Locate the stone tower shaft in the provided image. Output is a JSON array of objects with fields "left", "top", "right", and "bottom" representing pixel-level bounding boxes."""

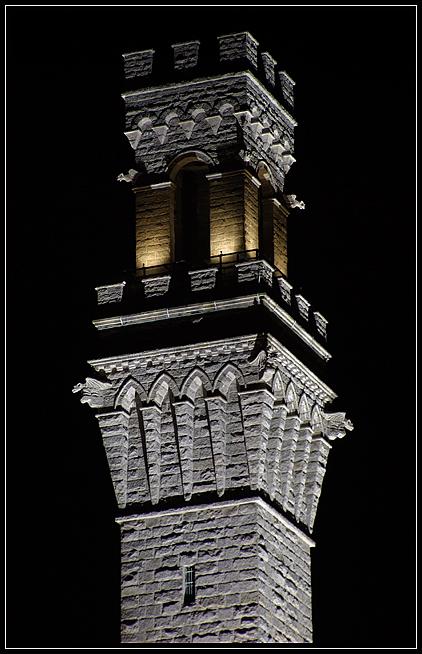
[{"left": 74, "top": 31, "right": 353, "bottom": 644}]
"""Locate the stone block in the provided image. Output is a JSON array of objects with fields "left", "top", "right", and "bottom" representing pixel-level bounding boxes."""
[
  {"left": 188, "top": 267, "right": 218, "bottom": 291},
  {"left": 123, "top": 49, "right": 154, "bottom": 79},
  {"left": 172, "top": 41, "right": 200, "bottom": 70},
  {"left": 95, "top": 281, "right": 125, "bottom": 304},
  {"left": 142, "top": 275, "right": 171, "bottom": 297},
  {"left": 261, "top": 52, "right": 277, "bottom": 87},
  {"left": 218, "top": 32, "right": 259, "bottom": 69}
]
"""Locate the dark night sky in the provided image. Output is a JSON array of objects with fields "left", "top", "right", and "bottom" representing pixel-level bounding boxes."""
[{"left": 6, "top": 5, "right": 416, "bottom": 648}]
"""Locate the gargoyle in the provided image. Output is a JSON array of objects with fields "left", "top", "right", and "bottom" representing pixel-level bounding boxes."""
[
  {"left": 72, "top": 377, "right": 114, "bottom": 408},
  {"left": 322, "top": 412, "right": 354, "bottom": 440},
  {"left": 284, "top": 194, "right": 305, "bottom": 210},
  {"left": 116, "top": 169, "right": 138, "bottom": 183}
]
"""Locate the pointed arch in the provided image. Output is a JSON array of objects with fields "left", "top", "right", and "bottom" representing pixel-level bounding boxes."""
[
  {"left": 272, "top": 370, "right": 285, "bottom": 401},
  {"left": 311, "top": 405, "right": 323, "bottom": 434},
  {"left": 114, "top": 376, "right": 147, "bottom": 411},
  {"left": 167, "top": 150, "right": 215, "bottom": 181},
  {"left": 148, "top": 372, "right": 179, "bottom": 408},
  {"left": 213, "top": 362, "right": 245, "bottom": 398},
  {"left": 286, "top": 381, "right": 298, "bottom": 413},
  {"left": 298, "top": 393, "right": 311, "bottom": 422},
  {"left": 256, "top": 160, "right": 276, "bottom": 198},
  {"left": 181, "top": 367, "right": 212, "bottom": 402}
]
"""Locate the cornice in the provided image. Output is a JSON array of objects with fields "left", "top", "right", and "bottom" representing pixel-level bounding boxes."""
[
  {"left": 122, "top": 70, "right": 297, "bottom": 129},
  {"left": 92, "top": 292, "right": 331, "bottom": 361}
]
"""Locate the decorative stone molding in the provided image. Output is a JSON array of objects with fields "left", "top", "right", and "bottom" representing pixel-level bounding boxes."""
[
  {"left": 123, "top": 71, "right": 296, "bottom": 193},
  {"left": 95, "top": 282, "right": 126, "bottom": 305},
  {"left": 72, "top": 377, "right": 114, "bottom": 408},
  {"left": 322, "top": 412, "right": 354, "bottom": 440},
  {"left": 284, "top": 194, "right": 305, "bottom": 210},
  {"left": 116, "top": 169, "right": 138, "bottom": 183},
  {"left": 75, "top": 331, "right": 350, "bottom": 530}
]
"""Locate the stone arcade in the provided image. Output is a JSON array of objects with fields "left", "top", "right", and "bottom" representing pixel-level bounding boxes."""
[{"left": 74, "top": 32, "right": 353, "bottom": 644}]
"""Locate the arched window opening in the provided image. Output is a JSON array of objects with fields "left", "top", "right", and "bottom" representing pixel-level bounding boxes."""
[
  {"left": 257, "top": 162, "right": 277, "bottom": 265},
  {"left": 174, "top": 161, "right": 210, "bottom": 265}
]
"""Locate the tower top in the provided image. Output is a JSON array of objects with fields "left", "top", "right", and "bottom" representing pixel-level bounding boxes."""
[
  {"left": 122, "top": 31, "right": 295, "bottom": 114},
  {"left": 121, "top": 32, "right": 296, "bottom": 195}
]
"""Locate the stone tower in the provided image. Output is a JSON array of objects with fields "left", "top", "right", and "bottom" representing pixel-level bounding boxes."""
[{"left": 74, "top": 32, "right": 353, "bottom": 644}]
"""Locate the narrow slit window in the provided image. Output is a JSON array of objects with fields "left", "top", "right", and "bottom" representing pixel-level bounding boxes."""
[{"left": 184, "top": 565, "right": 195, "bottom": 605}]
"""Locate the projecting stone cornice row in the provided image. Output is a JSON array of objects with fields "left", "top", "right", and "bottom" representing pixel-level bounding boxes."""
[
  {"left": 122, "top": 71, "right": 296, "bottom": 192},
  {"left": 81, "top": 334, "right": 336, "bottom": 407},
  {"left": 73, "top": 335, "right": 352, "bottom": 530},
  {"left": 92, "top": 292, "right": 330, "bottom": 362}
]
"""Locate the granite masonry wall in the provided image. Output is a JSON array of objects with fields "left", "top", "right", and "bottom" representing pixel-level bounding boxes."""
[{"left": 118, "top": 498, "right": 313, "bottom": 644}]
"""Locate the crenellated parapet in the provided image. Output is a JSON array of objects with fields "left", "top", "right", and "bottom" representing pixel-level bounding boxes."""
[{"left": 73, "top": 333, "right": 352, "bottom": 533}]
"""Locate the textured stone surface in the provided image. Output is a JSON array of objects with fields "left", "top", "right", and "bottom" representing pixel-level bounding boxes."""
[
  {"left": 74, "top": 333, "right": 351, "bottom": 532},
  {"left": 172, "top": 40, "right": 200, "bottom": 70},
  {"left": 295, "top": 295, "right": 311, "bottom": 321},
  {"left": 208, "top": 171, "right": 260, "bottom": 257},
  {"left": 142, "top": 275, "right": 171, "bottom": 298},
  {"left": 123, "top": 71, "right": 295, "bottom": 194},
  {"left": 135, "top": 182, "right": 175, "bottom": 269},
  {"left": 235, "top": 259, "right": 274, "bottom": 286},
  {"left": 74, "top": 32, "right": 353, "bottom": 645},
  {"left": 95, "top": 282, "right": 125, "bottom": 304},
  {"left": 188, "top": 268, "right": 218, "bottom": 292},
  {"left": 218, "top": 32, "right": 259, "bottom": 69},
  {"left": 123, "top": 49, "right": 154, "bottom": 79},
  {"left": 117, "top": 498, "right": 313, "bottom": 644}
]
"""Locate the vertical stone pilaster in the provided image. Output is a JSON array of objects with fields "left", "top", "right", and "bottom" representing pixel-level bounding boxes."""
[
  {"left": 172, "top": 400, "right": 195, "bottom": 500},
  {"left": 207, "top": 170, "right": 260, "bottom": 259},
  {"left": 134, "top": 181, "right": 175, "bottom": 270},
  {"left": 266, "top": 402, "right": 288, "bottom": 500},
  {"left": 239, "top": 389, "right": 274, "bottom": 491},
  {"left": 304, "top": 436, "right": 332, "bottom": 531},
  {"left": 293, "top": 423, "right": 313, "bottom": 522},
  {"left": 96, "top": 410, "right": 130, "bottom": 509},
  {"left": 204, "top": 395, "right": 228, "bottom": 496},
  {"left": 244, "top": 172, "right": 261, "bottom": 254},
  {"left": 138, "top": 404, "right": 162, "bottom": 505},
  {"left": 279, "top": 413, "right": 301, "bottom": 513},
  {"left": 262, "top": 197, "right": 289, "bottom": 275}
]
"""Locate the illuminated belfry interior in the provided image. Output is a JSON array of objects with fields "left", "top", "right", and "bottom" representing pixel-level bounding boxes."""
[{"left": 74, "top": 32, "right": 353, "bottom": 644}]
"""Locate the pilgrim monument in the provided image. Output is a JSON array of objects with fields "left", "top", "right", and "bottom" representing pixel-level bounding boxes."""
[{"left": 74, "top": 32, "right": 353, "bottom": 643}]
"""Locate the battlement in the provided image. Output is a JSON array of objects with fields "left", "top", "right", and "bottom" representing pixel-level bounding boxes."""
[
  {"left": 122, "top": 32, "right": 295, "bottom": 112},
  {"left": 92, "top": 259, "right": 329, "bottom": 357}
]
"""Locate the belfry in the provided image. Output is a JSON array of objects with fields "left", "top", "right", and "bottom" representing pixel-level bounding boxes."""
[{"left": 74, "top": 32, "right": 353, "bottom": 644}]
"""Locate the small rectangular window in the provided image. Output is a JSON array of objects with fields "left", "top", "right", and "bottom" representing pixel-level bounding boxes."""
[{"left": 184, "top": 565, "right": 195, "bottom": 605}]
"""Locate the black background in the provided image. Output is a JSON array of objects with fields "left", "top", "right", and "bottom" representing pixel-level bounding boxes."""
[{"left": 6, "top": 5, "right": 416, "bottom": 648}]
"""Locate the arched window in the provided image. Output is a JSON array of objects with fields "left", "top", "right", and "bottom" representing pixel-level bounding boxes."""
[
  {"left": 257, "top": 161, "right": 277, "bottom": 265},
  {"left": 168, "top": 152, "right": 212, "bottom": 267},
  {"left": 174, "top": 162, "right": 210, "bottom": 264}
]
